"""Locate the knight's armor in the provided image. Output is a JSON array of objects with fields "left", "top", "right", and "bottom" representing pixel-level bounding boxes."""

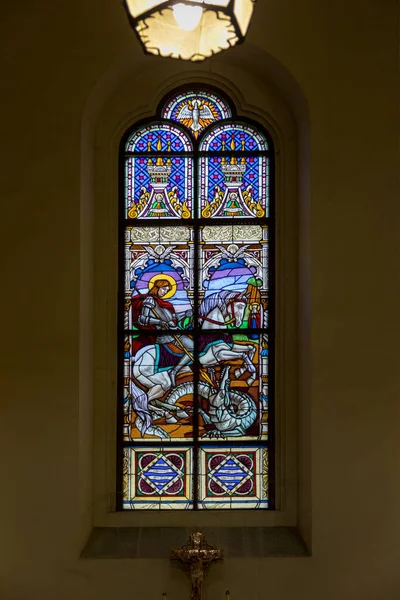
[
  {"left": 138, "top": 295, "right": 175, "bottom": 333},
  {"left": 138, "top": 296, "right": 193, "bottom": 384}
]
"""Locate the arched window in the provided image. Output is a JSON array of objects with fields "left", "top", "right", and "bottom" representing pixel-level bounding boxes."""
[{"left": 118, "top": 86, "right": 274, "bottom": 510}]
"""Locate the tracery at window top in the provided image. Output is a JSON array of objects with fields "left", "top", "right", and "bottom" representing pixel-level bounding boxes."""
[
  {"left": 120, "top": 87, "right": 273, "bottom": 510},
  {"left": 162, "top": 90, "right": 231, "bottom": 138}
]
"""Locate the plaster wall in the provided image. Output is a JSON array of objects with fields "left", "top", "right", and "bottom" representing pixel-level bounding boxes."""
[{"left": 0, "top": 1, "right": 399, "bottom": 599}]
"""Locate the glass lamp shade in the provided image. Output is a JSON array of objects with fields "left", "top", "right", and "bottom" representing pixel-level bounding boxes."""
[{"left": 123, "top": 0, "right": 256, "bottom": 61}]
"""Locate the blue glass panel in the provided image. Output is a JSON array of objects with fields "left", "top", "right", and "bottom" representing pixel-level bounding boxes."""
[
  {"left": 126, "top": 156, "right": 193, "bottom": 219},
  {"left": 199, "top": 155, "right": 269, "bottom": 218},
  {"left": 126, "top": 123, "right": 192, "bottom": 152},
  {"left": 200, "top": 123, "right": 268, "bottom": 152}
]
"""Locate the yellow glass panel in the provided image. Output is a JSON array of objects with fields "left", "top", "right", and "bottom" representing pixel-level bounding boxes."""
[
  {"left": 126, "top": 0, "right": 230, "bottom": 16},
  {"left": 204, "top": 0, "right": 231, "bottom": 6},
  {"left": 136, "top": 7, "right": 239, "bottom": 61},
  {"left": 126, "top": 0, "right": 163, "bottom": 18},
  {"left": 178, "top": 0, "right": 231, "bottom": 5},
  {"left": 184, "top": 0, "right": 230, "bottom": 4},
  {"left": 233, "top": 0, "right": 254, "bottom": 36}
]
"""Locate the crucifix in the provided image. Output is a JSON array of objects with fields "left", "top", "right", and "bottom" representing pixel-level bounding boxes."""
[{"left": 170, "top": 532, "right": 223, "bottom": 600}]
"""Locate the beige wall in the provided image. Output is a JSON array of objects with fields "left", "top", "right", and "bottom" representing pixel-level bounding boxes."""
[{"left": 0, "top": 1, "right": 399, "bottom": 599}]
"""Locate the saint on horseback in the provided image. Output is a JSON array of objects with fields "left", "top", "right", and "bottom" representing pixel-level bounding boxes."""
[
  {"left": 131, "top": 276, "right": 193, "bottom": 392},
  {"left": 128, "top": 275, "right": 257, "bottom": 439}
]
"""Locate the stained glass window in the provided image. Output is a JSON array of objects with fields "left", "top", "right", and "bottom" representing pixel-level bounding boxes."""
[{"left": 119, "top": 86, "right": 274, "bottom": 510}]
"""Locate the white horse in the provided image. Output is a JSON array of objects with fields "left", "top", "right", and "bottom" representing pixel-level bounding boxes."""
[{"left": 129, "top": 290, "right": 256, "bottom": 438}]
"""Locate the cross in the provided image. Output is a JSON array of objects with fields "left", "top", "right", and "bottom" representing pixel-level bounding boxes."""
[{"left": 170, "top": 532, "right": 223, "bottom": 600}]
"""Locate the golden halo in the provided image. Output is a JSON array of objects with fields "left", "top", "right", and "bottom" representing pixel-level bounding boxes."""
[{"left": 148, "top": 274, "right": 177, "bottom": 299}]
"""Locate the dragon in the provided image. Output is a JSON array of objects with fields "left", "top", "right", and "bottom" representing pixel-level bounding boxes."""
[{"left": 165, "top": 366, "right": 257, "bottom": 437}]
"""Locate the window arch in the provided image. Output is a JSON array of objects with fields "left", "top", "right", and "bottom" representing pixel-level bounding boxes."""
[{"left": 118, "top": 85, "right": 274, "bottom": 510}]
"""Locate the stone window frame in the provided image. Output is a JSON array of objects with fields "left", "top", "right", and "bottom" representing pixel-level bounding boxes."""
[{"left": 80, "top": 64, "right": 310, "bottom": 557}]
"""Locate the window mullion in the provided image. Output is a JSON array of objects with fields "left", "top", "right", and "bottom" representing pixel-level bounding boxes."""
[{"left": 192, "top": 148, "right": 200, "bottom": 510}]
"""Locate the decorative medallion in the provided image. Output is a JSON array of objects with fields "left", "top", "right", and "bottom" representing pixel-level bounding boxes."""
[{"left": 207, "top": 453, "right": 254, "bottom": 496}]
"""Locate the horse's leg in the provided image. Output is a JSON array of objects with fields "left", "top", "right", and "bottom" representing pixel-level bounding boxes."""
[
  {"left": 231, "top": 343, "right": 256, "bottom": 362},
  {"left": 147, "top": 384, "right": 167, "bottom": 402},
  {"left": 135, "top": 371, "right": 171, "bottom": 401},
  {"left": 213, "top": 344, "right": 257, "bottom": 386},
  {"left": 133, "top": 348, "right": 172, "bottom": 394},
  {"left": 201, "top": 344, "right": 242, "bottom": 376},
  {"left": 213, "top": 345, "right": 249, "bottom": 363},
  {"left": 132, "top": 347, "right": 176, "bottom": 428},
  {"left": 232, "top": 343, "right": 257, "bottom": 385},
  {"left": 240, "top": 352, "right": 256, "bottom": 385}
]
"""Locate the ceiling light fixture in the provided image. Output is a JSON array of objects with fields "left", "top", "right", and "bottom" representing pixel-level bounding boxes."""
[{"left": 122, "top": 0, "right": 256, "bottom": 61}]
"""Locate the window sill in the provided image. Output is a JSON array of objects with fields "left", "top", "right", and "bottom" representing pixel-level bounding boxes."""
[{"left": 80, "top": 526, "right": 309, "bottom": 559}]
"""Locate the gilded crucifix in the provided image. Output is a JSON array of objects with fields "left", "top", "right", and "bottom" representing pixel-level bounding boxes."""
[{"left": 170, "top": 532, "right": 223, "bottom": 600}]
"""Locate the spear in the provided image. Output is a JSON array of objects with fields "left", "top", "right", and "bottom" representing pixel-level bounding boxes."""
[{"left": 150, "top": 307, "right": 216, "bottom": 389}]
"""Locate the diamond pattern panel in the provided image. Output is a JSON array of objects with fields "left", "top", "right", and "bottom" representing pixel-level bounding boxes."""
[
  {"left": 123, "top": 447, "right": 193, "bottom": 509},
  {"left": 198, "top": 446, "right": 268, "bottom": 509}
]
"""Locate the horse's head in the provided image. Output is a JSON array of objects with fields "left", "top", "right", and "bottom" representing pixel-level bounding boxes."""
[{"left": 226, "top": 292, "right": 247, "bottom": 327}]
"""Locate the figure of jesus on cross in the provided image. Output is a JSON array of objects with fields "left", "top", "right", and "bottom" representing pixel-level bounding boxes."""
[{"left": 171, "top": 532, "right": 223, "bottom": 600}]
